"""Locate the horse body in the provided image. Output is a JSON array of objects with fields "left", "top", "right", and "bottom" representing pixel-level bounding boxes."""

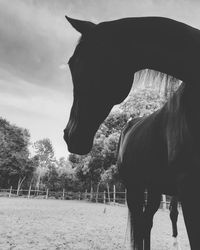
[
  {"left": 118, "top": 113, "right": 169, "bottom": 191},
  {"left": 117, "top": 84, "right": 200, "bottom": 249},
  {"left": 117, "top": 84, "right": 190, "bottom": 195},
  {"left": 117, "top": 115, "right": 179, "bottom": 249},
  {"left": 65, "top": 16, "right": 200, "bottom": 249}
]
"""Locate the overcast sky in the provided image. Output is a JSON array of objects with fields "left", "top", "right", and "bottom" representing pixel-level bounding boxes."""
[{"left": 1, "top": 0, "right": 200, "bottom": 158}]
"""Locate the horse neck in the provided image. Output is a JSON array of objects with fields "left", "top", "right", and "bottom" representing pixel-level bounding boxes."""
[
  {"left": 112, "top": 18, "right": 198, "bottom": 83},
  {"left": 124, "top": 37, "right": 186, "bottom": 82},
  {"left": 169, "top": 83, "right": 200, "bottom": 147},
  {"left": 183, "top": 85, "right": 200, "bottom": 137}
]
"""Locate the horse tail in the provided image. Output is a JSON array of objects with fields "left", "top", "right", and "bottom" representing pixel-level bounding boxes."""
[
  {"left": 123, "top": 210, "right": 130, "bottom": 247},
  {"left": 128, "top": 208, "right": 135, "bottom": 249}
]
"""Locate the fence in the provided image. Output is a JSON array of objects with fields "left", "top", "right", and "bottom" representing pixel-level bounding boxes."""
[{"left": 0, "top": 186, "right": 174, "bottom": 209}]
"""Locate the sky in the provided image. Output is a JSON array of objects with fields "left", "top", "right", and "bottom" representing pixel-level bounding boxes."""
[{"left": 1, "top": 0, "right": 200, "bottom": 159}]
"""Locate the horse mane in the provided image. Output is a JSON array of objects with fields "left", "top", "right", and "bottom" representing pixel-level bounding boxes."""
[
  {"left": 165, "top": 83, "right": 191, "bottom": 162},
  {"left": 132, "top": 69, "right": 190, "bottom": 163},
  {"left": 133, "top": 69, "right": 181, "bottom": 97}
]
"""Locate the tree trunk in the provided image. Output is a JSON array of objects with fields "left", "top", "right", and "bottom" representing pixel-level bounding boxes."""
[
  {"left": 17, "top": 176, "right": 26, "bottom": 196},
  {"left": 96, "top": 182, "right": 100, "bottom": 203}
]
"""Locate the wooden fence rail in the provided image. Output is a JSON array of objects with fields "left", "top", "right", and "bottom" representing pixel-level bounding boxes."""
[{"left": 0, "top": 186, "right": 174, "bottom": 210}]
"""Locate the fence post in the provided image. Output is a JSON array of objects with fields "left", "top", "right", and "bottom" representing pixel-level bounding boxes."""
[
  {"left": 9, "top": 186, "right": 12, "bottom": 198},
  {"left": 113, "top": 185, "right": 116, "bottom": 205},
  {"left": 17, "top": 187, "right": 19, "bottom": 196},
  {"left": 62, "top": 189, "right": 65, "bottom": 200},
  {"left": 144, "top": 189, "right": 148, "bottom": 206},
  {"left": 28, "top": 184, "right": 32, "bottom": 199},
  {"left": 107, "top": 183, "right": 110, "bottom": 204},
  {"left": 46, "top": 189, "right": 49, "bottom": 199},
  {"left": 96, "top": 183, "right": 100, "bottom": 203},
  {"left": 90, "top": 186, "right": 93, "bottom": 201},
  {"left": 162, "top": 194, "right": 167, "bottom": 209},
  {"left": 103, "top": 191, "right": 106, "bottom": 204},
  {"left": 85, "top": 190, "right": 87, "bottom": 200}
]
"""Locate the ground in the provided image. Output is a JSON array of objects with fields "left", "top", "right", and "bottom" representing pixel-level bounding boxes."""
[{"left": 0, "top": 197, "right": 190, "bottom": 250}]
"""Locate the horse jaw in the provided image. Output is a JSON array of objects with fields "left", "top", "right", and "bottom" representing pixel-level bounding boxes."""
[
  {"left": 64, "top": 98, "right": 114, "bottom": 155},
  {"left": 63, "top": 128, "right": 94, "bottom": 155}
]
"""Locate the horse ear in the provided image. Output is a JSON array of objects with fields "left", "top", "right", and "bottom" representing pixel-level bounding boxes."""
[{"left": 65, "top": 16, "right": 96, "bottom": 34}]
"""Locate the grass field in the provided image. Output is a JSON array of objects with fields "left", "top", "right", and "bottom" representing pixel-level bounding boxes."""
[{"left": 0, "top": 197, "right": 190, "bottom": 250}]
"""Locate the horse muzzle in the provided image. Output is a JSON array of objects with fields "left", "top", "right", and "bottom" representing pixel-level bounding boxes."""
[{"left": 63, "top": 126, "right": 93, "bottom": 155}]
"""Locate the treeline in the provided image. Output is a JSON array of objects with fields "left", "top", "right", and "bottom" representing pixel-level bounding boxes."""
[
  {"left": 0, "top": 118, "right": 74, "bottom": 192},
  {"left": 0, "top": 76, "right": 180, "bottom": 193}
]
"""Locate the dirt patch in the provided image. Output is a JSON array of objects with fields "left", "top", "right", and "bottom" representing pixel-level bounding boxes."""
[{"left": 0, "top": 197, "right": 190, "bottom": 249}]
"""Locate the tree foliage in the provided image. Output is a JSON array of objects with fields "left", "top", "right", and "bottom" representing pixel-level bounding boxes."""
[
  {"left": 0, "top": 117, "right": 35, "bottom": 188},
  {"left": 0, "top": 78, "right": 181, "bottom": 192},
  {"left": 119, "top": 87, "right": 166, "bottom": 118},
  {"left": 34, "top": 138, "right": 55, "bottom": 165},
  {"left": 0, "top": 118, "right": 76, "bottom": 191},
  {"left": 42, "top": 157, "right": 76, "bottom": 191}
]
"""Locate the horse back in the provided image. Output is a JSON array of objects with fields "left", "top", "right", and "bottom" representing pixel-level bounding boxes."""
[{"left": 117, "top": 109, "right": 168, "bottom": 181}]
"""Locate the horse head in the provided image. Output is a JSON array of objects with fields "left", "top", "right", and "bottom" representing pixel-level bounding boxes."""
[
  {"left": 64, "top": 17, "right": 134, "bottom": 154},
  {"left": 64, "top": 16, "right": 200, "bottom": 155}
]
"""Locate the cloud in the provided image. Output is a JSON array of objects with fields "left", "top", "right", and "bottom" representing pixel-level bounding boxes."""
[
  {"left": 0, "top": 68, "right": 72, "bottom": 122},
  {"left": 1, "top": 0, "right": 199, "bottom": 93},
  {"left": 0, "top": 70, "right": 72, "bottom": 158},
  {"left": 0, "top": 0, "right": 78, "bottom": 92},
  {"left": 0, "top": 0, "right": 79, "bottom": 158},
  {"left": 59, "top": 64, "right": 68, "bottom": 70},
  {"left": 64, "top": 0, "right": 200, "bottom": 28}
]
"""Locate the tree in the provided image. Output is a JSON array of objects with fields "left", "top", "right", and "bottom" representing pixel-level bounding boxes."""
[
  {"left": 43, "top": 164, "right": 59, "bottom": 191},
  {"left": 119, "top": 87, "right": 166, "bottom": 118},
  {"left": 101, "top": 165, "right": 118, "bottom": 186},
  {"left": 54, "top": 157, "right": 76, "bottom": 191},
  {"left": 34, "top": 138, "right": 54, "bottom": 164},
  {"left": 0, "top": 117, "right": 35, "bottom": 189},
  {"left": 102, "top": 132, "right": 120, "bottom": 170},
  {"left": 33, "top": 138, "right": 55, "bottom": 190},
  {"left": 99, "top": 111, "right": 129, "bottom": 136}
]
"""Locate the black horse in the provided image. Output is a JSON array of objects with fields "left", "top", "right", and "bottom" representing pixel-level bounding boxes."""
[
  {"left": 65, "top": 16, "right": 200, "bottom": 249},
  {"left": 169, "top": 197, "right": 179, "bottom": 243},
  {"left": 117, "top": 118, "right": 180, "bottom": 249}
]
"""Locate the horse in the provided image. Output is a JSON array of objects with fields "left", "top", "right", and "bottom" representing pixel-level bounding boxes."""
[
  {"left": 169, "top": 196, "right": 180, "bottom": 249},
  {"left": 117, "top": 117, "right": 181, "bottom": 249},
  {"left": 64, "top": 16, "right": 200, "bottom": 249}
]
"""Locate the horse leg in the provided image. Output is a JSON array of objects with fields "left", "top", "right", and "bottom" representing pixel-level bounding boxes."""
[
  {"left": 170, "top": 196, "right": 179, "bottom": 238},
  {"left": 179, "top": 174, "right": 200, "bottom": 250},
  {"left": 127, "top": 184, "right": 145, "bottom": 250},
  {"left": 143, "top": 188, "right": 161, "bottom": 250},
  {"left": 169, "top": 196, "right": 181, "bottom": 249}
]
